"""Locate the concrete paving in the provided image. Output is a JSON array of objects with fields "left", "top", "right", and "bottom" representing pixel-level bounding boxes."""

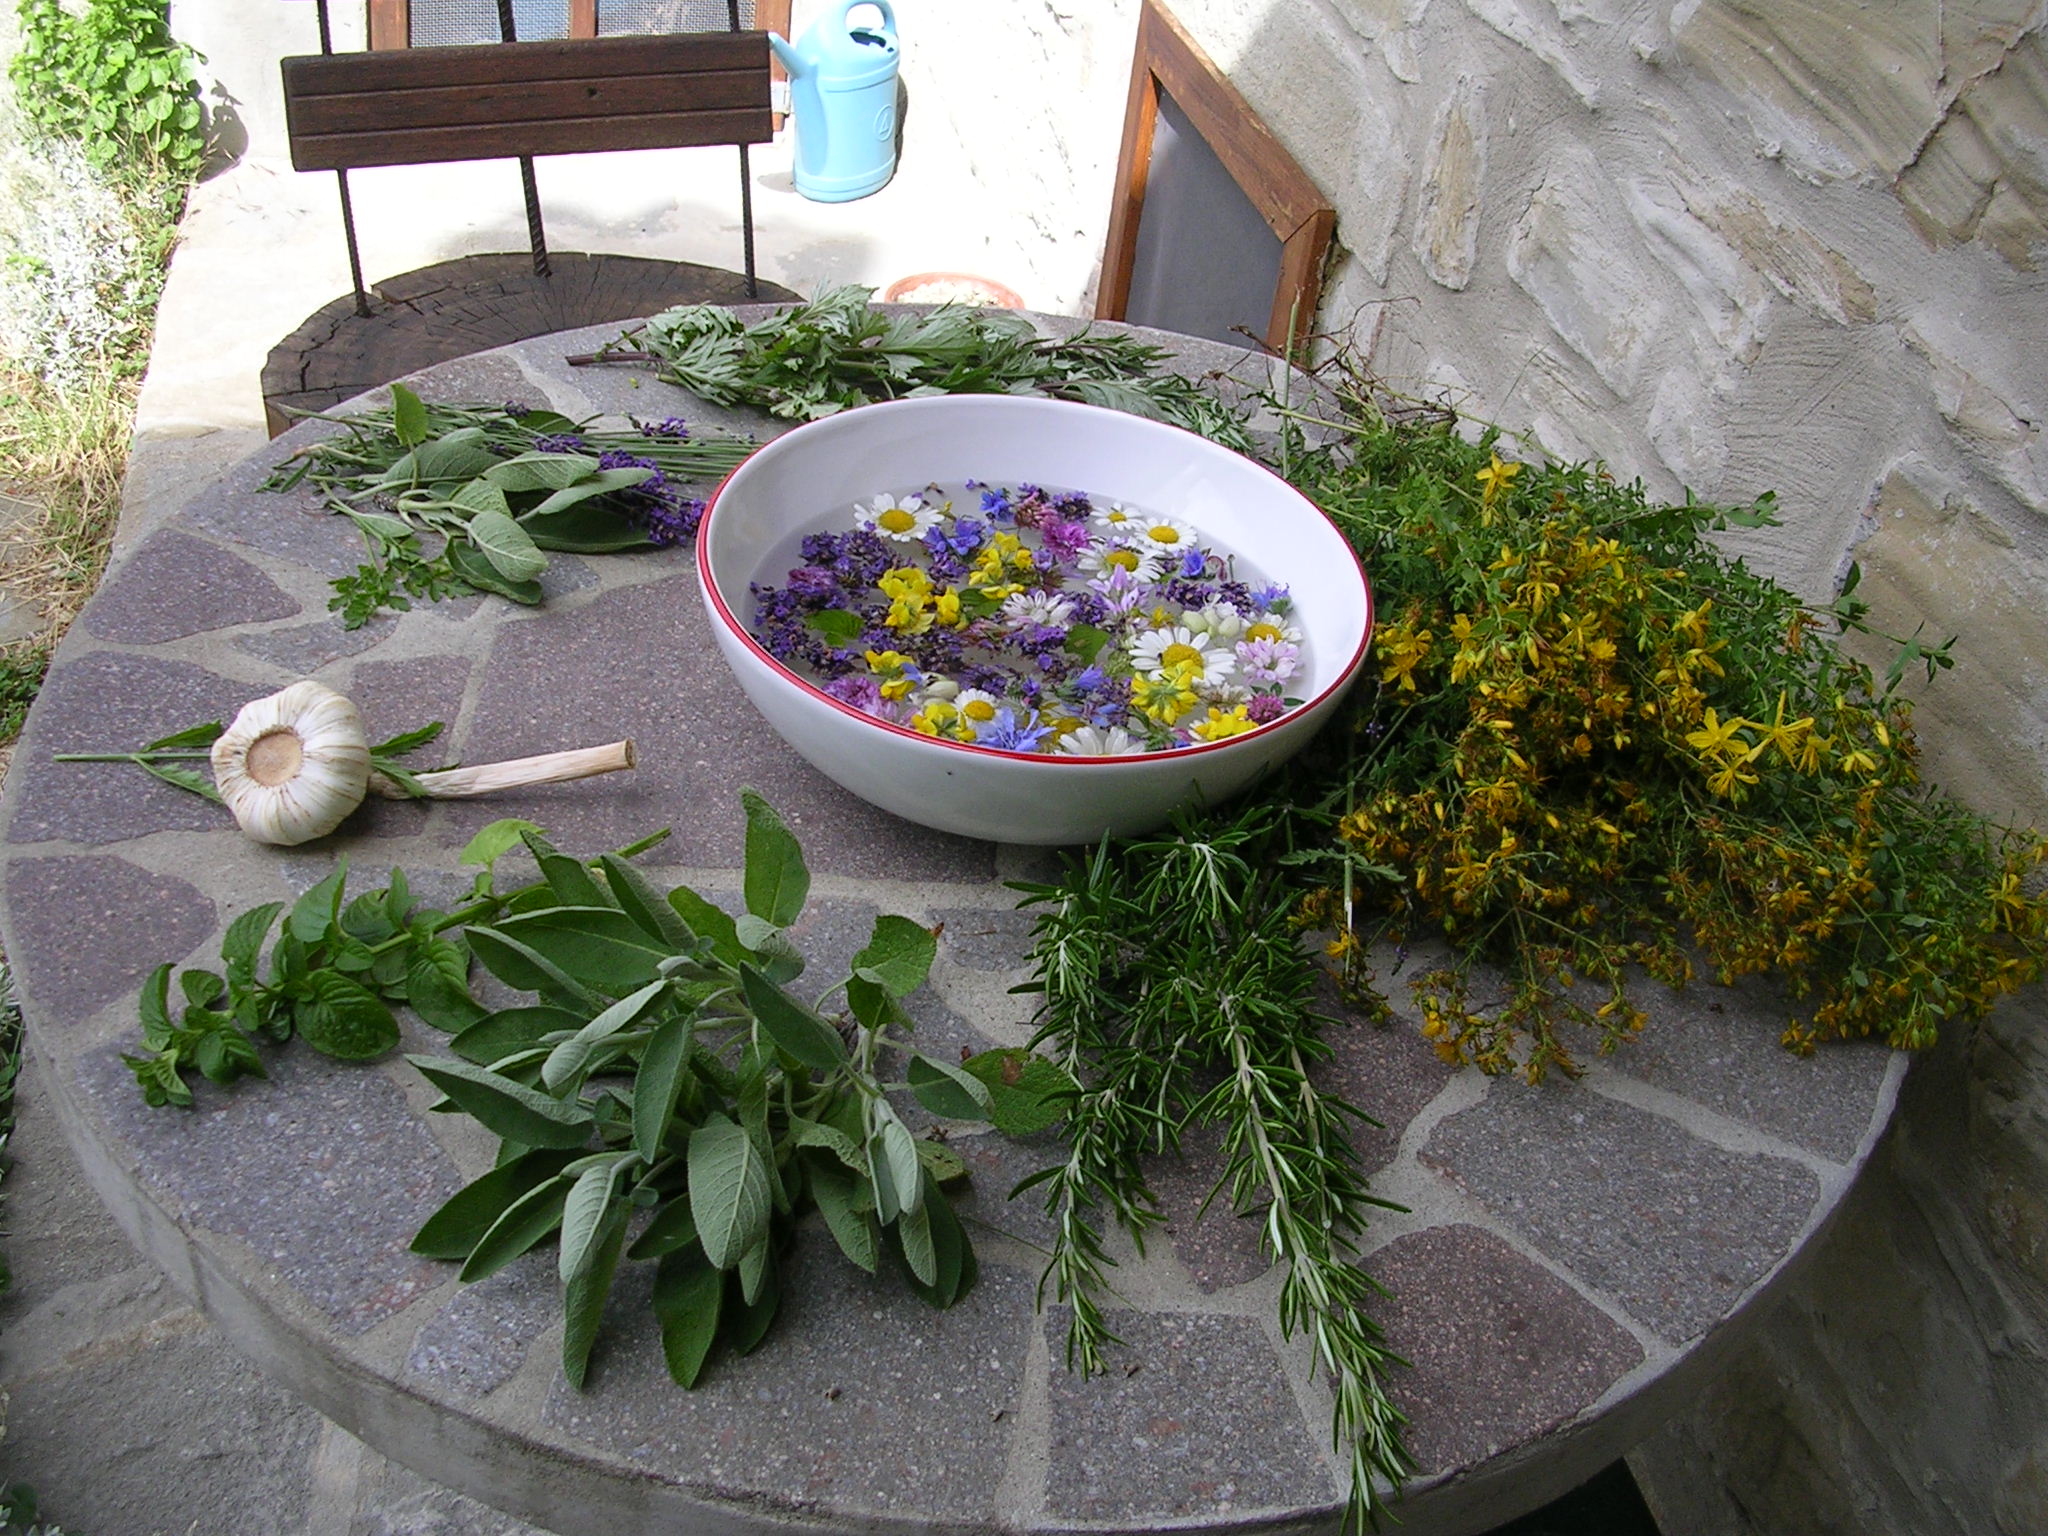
[{"left": 1, "top": 91, "right": 1071, "bottom": 1536}]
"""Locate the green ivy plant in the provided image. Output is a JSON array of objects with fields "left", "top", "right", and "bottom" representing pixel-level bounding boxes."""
[{"left": 10, "top": 0, "right": 206, "bottom": 183}]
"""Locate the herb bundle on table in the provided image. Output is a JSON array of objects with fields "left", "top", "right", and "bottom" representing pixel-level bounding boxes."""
[
  {"left": 614, "top": 284, "right": 1261, "bottom": 454},
  {"left": 265, "top": 384, "right": 757, "bottom": 628}
]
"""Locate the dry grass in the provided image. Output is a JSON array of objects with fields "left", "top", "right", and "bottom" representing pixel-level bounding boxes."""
[{"left": 0, "top": 365, "right": 135, "bottom": 634}]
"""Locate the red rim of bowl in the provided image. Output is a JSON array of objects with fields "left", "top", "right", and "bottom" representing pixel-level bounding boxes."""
[{"left": 696, "top": 414, "right": 1376, "bottom": 768}]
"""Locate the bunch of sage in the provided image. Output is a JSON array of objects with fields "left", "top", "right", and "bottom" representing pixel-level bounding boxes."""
[{"left": 265, "top": 385, "right": 757, "bottom": 628}]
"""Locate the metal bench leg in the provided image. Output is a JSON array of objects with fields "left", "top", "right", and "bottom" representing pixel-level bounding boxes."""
[
  {"left": 519, "top": 159, "right": 551, "bottom": 278},
  {"left": 336, "top": 169, "right": 372, "bottom": 317},
  {"left": 738, "top": 144, "right": 757, "bottom": 298}
]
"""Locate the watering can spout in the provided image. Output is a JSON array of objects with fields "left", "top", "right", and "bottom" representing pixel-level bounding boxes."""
[{"left": 767, "top": 32, "right": 808, "bottom": 77}]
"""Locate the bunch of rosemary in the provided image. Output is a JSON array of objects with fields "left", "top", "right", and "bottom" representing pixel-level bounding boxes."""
[
  {"left": 619, "top": 285, "right": 1260, "bottom": 454},
  {"left": 1014, "top": 808, "right": 1412, "bottom": 1527}
]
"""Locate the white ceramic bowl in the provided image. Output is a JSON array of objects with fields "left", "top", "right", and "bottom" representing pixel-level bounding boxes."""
[{"left": 696, "top": 395, "right": 1372, "bottom": 844}]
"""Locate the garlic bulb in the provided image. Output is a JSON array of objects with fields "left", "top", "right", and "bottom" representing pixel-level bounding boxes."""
[{"left": 210, "top": 680, "right": 372, "bottom": 845}]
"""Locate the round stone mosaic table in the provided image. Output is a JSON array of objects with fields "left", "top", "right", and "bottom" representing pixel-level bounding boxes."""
[{"left": 0, "top": 316, "right": 1903, "bottom": 1536}]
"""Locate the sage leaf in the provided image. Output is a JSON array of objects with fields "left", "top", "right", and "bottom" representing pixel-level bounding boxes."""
[
  {"left": 687, "top": 1114, "right": 770, "bottom": 1270},
  {"left": 903, "top": 1177, "right": 973, "bottom": 1308},
  {"left": 561, "top": 1199, "right": 630, "bottom": 1389},
  {"left": 868, "top": 1104, "right": 923, "bottom": 1224},
  {"left": 450, "top": 1004, "right": 583, "bottom": 1066},
  {"left": 290, "top": 862, "right": 347, "bottom": 945},
  {"left": 523, "top": 465, "right": 653, "bottom": 520},
  {"left": 895, "top": 1197, "right": 938, "bottom": 1287},
  {"left": 468, "top": 508, "right": 548, "bottom": 583},
  {"left": 740, "top": 789, "right": 808, "bottom": 926},
  {"left": 737, "top": 1232, "right": 769, "bottom": 1306},
  {"left": 667, "top": 885, "right": 745, "bottom": 967},
  {"left": 852, "top": 914, "right": 937, "bottom": 998},
  {"left": 487, "top": 907, "right": 668, "bottom": 992},
  {"left": 907, "top": 1052, "right": 994, "bottom": 1121},
  {"left": 412, "top": 1148, "right": 578, "bottom": 1259},
  {"left": 458, "top": 1172, "right": 571, "bottom": 1281},
  {"left": 653, "top": 1248, "right": 723, "bottom": 1387},
  {"left": 790, "top": 1114, "right": 865, "bottom": 1172},
  {"left": 962, "top": 1048, "right": 1076, "bottom": 1136},
  {"left": 806, "top": 1156, "right": 877, "bottom": 1273},
  {"left": 407, "top": 428, "right": 500, "bottom": 484},
  {"left": 520, "top": 831, "right": 607, "bottom": 907},
  {"left": 728, "top": 1261, "right": 780, "bottom": 1355},
  {"left": 464, "top": 925, "right": 606, "bottom": 1012},
  {"left": 734, "top": 916, "right": 803, "bottom": 984},
  {"left": 409, "top": 1055, "right": 596, "bottom": 1149},
  {"left": 633, "top": 1016, "right": 697, "bottom": 1162},
  {"left": 542, "top": 978, "right": 670, "bottom": 1093},
  {"left": 482, "top": 450, "right": 599, "bottom": 493},
  {"left": 598, "top": 854, "right": 694, "bottom": 948},
  {"left": 449, "top": 478, "right": 513, "bottom": 522},
  {"left": 559, "top": 1154, "right": 633, "bottom": 1284},
  {"left": 446, "top": 540, "right": 544, "bottom": 605},
  {"left": 739, "top": 964, "right": 845, "bottom": 1071},
  {"left": 627, "top": 1197, "right": 698, "bottom": 1261},
  {"left": 517, "top": 499, "right": 653, "bottom": 553},
  {"left": 298, "top": 971, "right": 400, "bottom": 1060}
]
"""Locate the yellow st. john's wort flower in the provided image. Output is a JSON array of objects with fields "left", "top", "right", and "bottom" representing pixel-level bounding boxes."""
[
  {"left": 1131, "top": 662, "right": 1201, "bottom": 726},
  {"left": 1191, "top": 705, "right": 1257, "bottom": 741},
  {"left": 1375, "top": 623, "right": 1434, "bottom": 693},
  {"left": 1476, "top": 453, "right": 1522, "bottom": 521}
]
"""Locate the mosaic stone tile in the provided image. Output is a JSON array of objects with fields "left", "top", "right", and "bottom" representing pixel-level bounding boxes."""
[{"left": 83, "top": 531, "right": 301, "bottom": 643}]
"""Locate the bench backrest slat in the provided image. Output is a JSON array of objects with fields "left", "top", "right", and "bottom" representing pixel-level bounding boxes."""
[{"left": 282, "top": 33, "right": 772, "bottom": 173}]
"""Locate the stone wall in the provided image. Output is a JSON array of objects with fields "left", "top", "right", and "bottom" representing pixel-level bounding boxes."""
[{"left": 923, "top": 2, "right": 2048, "bottom": 1531}]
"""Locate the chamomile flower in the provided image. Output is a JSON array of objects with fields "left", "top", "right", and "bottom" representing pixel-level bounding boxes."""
[
  {"left": 1240, "top": 615, "right": 1303, "bottom": 648},
  {"left": 1090, "top": 501, "right": 1142, "bottom": 535},
  {"left": 953, "top": 689, "right": 1004, "bottom": 730},
  {"left": 1131, "top": 516, "right": 1198, "bottom": 556},
  {"left": 1077, "top": 540, "right": 1165, "bottom": 584},
  {"left": 1132, "top": 624, "right": 1237, "bottom": 688},
  {"left": 861, "top": 493, "right": 940, "bottom": 542},
  {"left": 1057, "top": 724, "right": 1149, "bottom": 756}
]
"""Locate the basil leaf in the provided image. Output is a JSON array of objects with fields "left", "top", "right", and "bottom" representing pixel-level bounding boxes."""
[
  {"left": 220, "top": 903, "right": 283, "bottom": 983},
  {"left": 290, "top": 862, "right": 348, "bottom": 945},
  {"left": 962, "top": 1048, "right": 1077, "bottom": 1136},
  {"left": 390, "top": 382, "right": 430, "bottom": 446},
  {"left": 297, "top": 971, "right": 399, "bottom": 1060}
]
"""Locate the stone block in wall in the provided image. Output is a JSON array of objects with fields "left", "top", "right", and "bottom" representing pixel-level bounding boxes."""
[
  {"left": 1415, "top": 75, "right": 1486, "bottom": 291},
  {"left": 1897, "top": 30, "right": 2048, "bottom": 270},
  {"left": 1674, "top": 0, "right": 1945, "bottom": 182},
  {"left": 1842, "top": 465, "right": 2048, "bottom": 829},
  {"left": 1676, "top": 182, "right": 1878, "bottom": 326}
]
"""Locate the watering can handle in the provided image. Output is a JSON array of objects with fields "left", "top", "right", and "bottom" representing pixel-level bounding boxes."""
[{"left": 835, "top": 0, "right": 896, "bottom": 38}]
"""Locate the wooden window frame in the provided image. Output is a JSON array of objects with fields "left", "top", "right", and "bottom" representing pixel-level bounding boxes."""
[{"left": 1095, "top": 0, "right": 1334, "bottom": 357}]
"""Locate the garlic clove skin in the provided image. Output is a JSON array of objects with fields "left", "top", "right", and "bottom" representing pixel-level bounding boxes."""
[{"left": 211, "top": 680, "right": 372, "bottom": 845}]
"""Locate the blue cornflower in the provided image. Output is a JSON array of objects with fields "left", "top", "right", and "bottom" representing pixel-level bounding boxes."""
[
  {"left": 976, "top": 707, "right": 1052, "bottom": 752},
  {"left": 980, "top": 487, "right": 1014, "bottom": 525},
  {"left": 1180, "top": 548, "right": 1208, "bottom": 579}
]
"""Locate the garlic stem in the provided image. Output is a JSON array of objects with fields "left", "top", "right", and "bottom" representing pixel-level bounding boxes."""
[{"left": 367, "top": 740, "right": 635, "bottom": 800}]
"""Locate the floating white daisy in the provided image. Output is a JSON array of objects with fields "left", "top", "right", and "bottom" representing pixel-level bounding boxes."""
[
  {"left": 1076, "top": 540, "right": 1165, "bottom": 583},
  {"left": 1057, "top": 723, "right": 1150, "bottom": 757},
  {"left": 1090, "top": 501, "right": 1142, "bottom": 535},
  {"left": 953, "top": 688, "right": 1004, "bottom": 729},
  {"left": 1131, "top": 624, "right": 1237, "bottom": 688},
  {"left": 1241, "top": 615, "right": 1303, "bottom": 648},
  {"left": 861, "top": 493, "right": 939, "bottom": 542},
  {"left": 1132, "top": 515, "right": 1198, "bottom": 554}
]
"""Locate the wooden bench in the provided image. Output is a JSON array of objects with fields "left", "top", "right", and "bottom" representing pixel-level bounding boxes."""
[{"left": 281, "top": 30, "right": 774, "bottom": 315}]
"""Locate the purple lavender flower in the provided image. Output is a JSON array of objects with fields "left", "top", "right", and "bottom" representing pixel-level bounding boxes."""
[
  {"left": 503, "top": 400, "right": 532, "bottom": 416},
  {"left": 533, "top": 433, "right": 588, "bottom": 454},
  {"left": 786, "top": 565, "right": 839, "bottom": 602},
  {"left": 639, "top": 416, "right": 692, "bottom": 440}
]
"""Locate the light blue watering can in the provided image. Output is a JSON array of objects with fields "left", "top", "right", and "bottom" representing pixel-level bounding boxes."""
[{"left": 769, "top": 0, "right": 900, "bottom": 203}]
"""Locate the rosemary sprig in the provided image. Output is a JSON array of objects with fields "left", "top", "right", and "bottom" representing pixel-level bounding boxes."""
[
  {"left": 623, "top": 286, "right": 1261, "bottom": 454},
  {"left": 1013, "top": 805, "right": 1412, "bottom": 1527}
]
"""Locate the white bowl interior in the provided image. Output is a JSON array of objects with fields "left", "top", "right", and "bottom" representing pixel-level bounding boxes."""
[{"left": 703, "top": 395, "right": 1367, "bottom": 699}]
